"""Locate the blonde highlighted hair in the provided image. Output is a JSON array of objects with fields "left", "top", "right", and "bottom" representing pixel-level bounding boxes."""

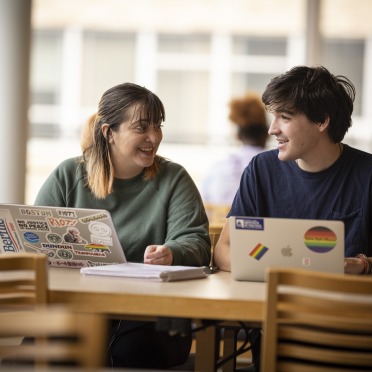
[{"left": 80, "top": 83, "right": 165, "bottom": 199}]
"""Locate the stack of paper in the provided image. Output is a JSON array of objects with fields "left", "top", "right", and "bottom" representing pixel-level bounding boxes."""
[{"left": 80, "top": 262, "right": 210, "bottom": 282}]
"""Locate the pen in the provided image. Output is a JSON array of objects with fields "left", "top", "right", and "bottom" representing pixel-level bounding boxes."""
[{"left": 209, "top": 265, "right": 218, "bottom": 274}]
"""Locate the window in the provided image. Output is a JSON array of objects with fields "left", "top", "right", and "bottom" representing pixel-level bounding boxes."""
[
  {"left": 158, "top": 34, "right": 210, "bottom": 53},
  {"left": 157, "top": 34, "right": 210, "bottom": 143},
  {"left": 157, "top": 71, "right": 209, "bottom": 143},
  {"left": 31, "top": 30, "right": 63, "bottom": 105},
  {"left": 81, "top": 32, "right": 135, "bottom": 106},
  {"left": 322, "top": 39, "right": 364, "bottom": 116},
  {"left": 231, "top": 36, "right": 287, "bottom": 104},
  {"left": 30, "top": 30, "right": 63, "bottom": 137},
  {"left": 232, "top": 36, "right": 287, "bottom": 56}
]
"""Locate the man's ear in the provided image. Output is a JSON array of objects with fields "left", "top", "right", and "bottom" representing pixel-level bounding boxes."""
[{"left": 318, "top": 116, "right": 330, "bottom": 132}]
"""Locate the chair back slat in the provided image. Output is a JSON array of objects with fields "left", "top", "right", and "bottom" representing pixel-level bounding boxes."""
[
  {"left": 0, "top": 253, "right": 48, "bottom": 308},
  {"left": 0, "top": 306, "right": 107, "bottom": 368},
  {"left": 262, "top": 267, "right": 372, "bottom": 372}
]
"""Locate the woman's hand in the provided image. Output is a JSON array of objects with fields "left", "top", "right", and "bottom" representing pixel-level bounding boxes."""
[
  {"left": 144, "top": 245, "right": 173, "bottom": 265},
  {"left": 344, "top": 257, "right": 365, "bottom": 275}
]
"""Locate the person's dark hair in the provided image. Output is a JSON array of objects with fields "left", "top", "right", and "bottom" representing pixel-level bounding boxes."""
[
  {"left": 261, "top": 65, "right": 356, "bottom": 143},
  {"left": 228, "top": 92, "right": 268, "bottom": 147},
  {"left": 80, "top": 82, "right": 165, "bottom": 199}
]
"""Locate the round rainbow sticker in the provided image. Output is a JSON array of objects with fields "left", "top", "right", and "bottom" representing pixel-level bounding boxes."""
[{"left": 304, "top": 226, "right": 337, "bottom": 253}]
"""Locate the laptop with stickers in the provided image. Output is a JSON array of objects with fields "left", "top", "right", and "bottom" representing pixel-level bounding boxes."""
[
  {"left": 229, "top": 216, "right": 345, "bottom": 282},
  {"left": 0, "top": 203, "right": 126, "bottom": 269}
]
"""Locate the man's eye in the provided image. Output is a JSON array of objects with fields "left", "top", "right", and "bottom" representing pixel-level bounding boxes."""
[
  {"left": 155, "top": 124, "right": 163, "bottom": 130},
  {"left": 282, "top": 115, "right": 290, "bottom": 120},
  {"left": 136, "top": 126, "right": 146, "bottom": 132}
]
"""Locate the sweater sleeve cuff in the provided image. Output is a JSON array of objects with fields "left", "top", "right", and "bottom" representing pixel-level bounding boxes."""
[{"left": 165, "top": 241, "right": 184, "bottom": 265}]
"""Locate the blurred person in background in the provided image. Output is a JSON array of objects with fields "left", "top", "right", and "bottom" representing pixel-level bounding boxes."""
[
  {"left": 201, "top": 92, "right": 269, "bottom": 206},
  {"left": 34, "top": 82, "right": 211, "bottom": 369}
]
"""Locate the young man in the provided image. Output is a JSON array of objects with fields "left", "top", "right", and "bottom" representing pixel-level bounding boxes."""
[{"left": 214, "top": 65, "right": 372, "bottom": 371}]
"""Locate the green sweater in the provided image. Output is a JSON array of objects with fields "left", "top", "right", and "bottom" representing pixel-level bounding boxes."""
[{"left": 35, "top": 157, "right": 211, "bottom": 266}]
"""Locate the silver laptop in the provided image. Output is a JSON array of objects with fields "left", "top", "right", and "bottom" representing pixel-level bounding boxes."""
[
  {"left": 229, "top": 216, "right": 345, "bottom": 282},
  {"left": 0, "top": 203, "right": 126, "bottom": 268}
]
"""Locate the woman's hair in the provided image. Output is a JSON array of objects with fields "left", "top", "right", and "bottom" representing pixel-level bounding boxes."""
[
  {"left": 228, "top": 92, "right": 268, "bottom": 147},
  {"left": 262, "top": 65, "right": 356, "bottom": 143},
  {"left": 80, "top": 82, "right": 165, "bottom": 199}
]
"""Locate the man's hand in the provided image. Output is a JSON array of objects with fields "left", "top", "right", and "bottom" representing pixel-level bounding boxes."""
[{"left": 344, "top": 257, "right": 365, "bottom": 274}]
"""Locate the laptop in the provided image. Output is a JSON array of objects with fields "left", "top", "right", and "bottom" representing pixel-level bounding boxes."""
[
  {"left": 0, "top": 203, "right": 126, "bottom": 268},
  {"left": 229, "top": 216, "right": 345, "bottom": 282}
]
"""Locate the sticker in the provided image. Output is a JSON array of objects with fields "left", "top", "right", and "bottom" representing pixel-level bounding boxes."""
[
  {"left": 16, "top": 219, "right": 50, "bottom": 231},
  {"left": 0, "top": 212, "right": 24, "bottom": 253},
  {"left": 57, "top": 249, "right": 73, "bottom": 260},
  {"left": 84, "top": 243, "right": 111, "bottom": 253},
  {"left": 23, "top": 241, "right": 43, "bottom": 253},
  {"left": 19, "top": 208, "right": 52, "bottom": 217},
  {"left": 74, "top": 250, "right": 107, "bottom": 257},
  {"left": 47, "top": 217, "right": 77, "bottom": 228},
  {"left": 235, "top": 217, "right": 264, "bottom": 231},
  {"left": 56, "top": 209, "right": 77, "bottom": 218},
  {"left": 23, "top": 232, "right": 40, "bottom": 244},
  {"left": 48, "top": 259, "right": 88, "bottom": 268},
  {"left": 35, "top": 248, "right": 56, "bottom": 258},
  {"left": 79, "top": 213, "right": 109, "bottom": 224},
  {"left": 91, "top": 235, "right": 113, "bottom": 246},
  {"left": 249, "top": 243, "right": 269, "bottom": 260},
  {"left": 47, "top": 233, "right": 62, "bottom": 244},
  {"left": 304, "top": 226, "right": 337, "bottom": 253},
  {"left": 88, "top": 221, "right": 111, "bottom": 237},
  {"left": 45, "top": 250, "right": 56, "bottom": 258},
  {"left": 41, "top": 243, "right": 73, "bottom": 250},
  {"left": 63, "top": 227, "right": 87, "bottom": 244}
]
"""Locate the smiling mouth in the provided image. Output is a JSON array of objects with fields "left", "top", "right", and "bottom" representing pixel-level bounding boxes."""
[
  {"left": 277, "top": 139, "right": 289, "bottom": 145},
  {"left": 139, "top": 147, "right": 155, "bottom": 157},
  {"left": 139, "top": 147, "right": 153, "bottom": 153}
]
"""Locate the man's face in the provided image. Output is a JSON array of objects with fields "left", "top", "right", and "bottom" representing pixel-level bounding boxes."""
[
  {"left": 71, "top": 229, "right": 79, "bottom": 237},
  {"left": 268, "top": 110, "right": 322, "bottom": 162}
]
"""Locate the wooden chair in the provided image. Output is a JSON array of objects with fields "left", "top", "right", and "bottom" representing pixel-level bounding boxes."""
[
  {"left": 0, "top": 306, "right": 107, "bottom": 368},
  {"left": 209, "top": 231, "right": 221, "bottom": 271},
  {"left": 261, "top": 267, "right": 372, "bottom": 372},
  {"left": 205, "top": 203, "right": 230, "bottom": 234},
  {"left": 0, "top": 253, "right": 48, "bottom": 309},
  {"left": 209, "top": 224, "right": 224, "bottom": 235}
]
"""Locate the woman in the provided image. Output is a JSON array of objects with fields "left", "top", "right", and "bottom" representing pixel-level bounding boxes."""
[
  {"left": 201, "top": 92, "right": 268, "bottom": 206},
  {"left": 35, "top": 82, "right": 211, "bottom": 369}
]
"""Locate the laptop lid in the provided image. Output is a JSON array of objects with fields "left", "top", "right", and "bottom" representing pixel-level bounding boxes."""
[
  {"left": 0, "top": 204, "right": 126, "bottom": 269},
  {"left": 229, "top": 216, "right": 345, "bottom": 282}
]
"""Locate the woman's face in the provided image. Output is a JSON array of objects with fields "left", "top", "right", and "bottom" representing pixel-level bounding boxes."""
[{"left": 107, "top": 104, "right": 163, "bottom": 179}]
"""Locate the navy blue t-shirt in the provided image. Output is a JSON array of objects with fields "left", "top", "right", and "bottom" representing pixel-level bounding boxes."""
[{"left": 229, "top": 144, "right": 372, "bottom": 257}]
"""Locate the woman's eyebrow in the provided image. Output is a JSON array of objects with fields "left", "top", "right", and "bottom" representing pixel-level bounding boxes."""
[{"left": 129, "top": 119, "right": 148, "bottom": 127}]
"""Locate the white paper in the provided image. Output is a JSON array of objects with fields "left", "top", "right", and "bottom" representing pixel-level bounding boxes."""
[{"left": 80, "top": 262, "right": 210, "bottom": 281}]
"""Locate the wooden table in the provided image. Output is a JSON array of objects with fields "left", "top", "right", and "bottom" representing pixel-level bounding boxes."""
[{"left": 48, "top": 268, "right": 265, "bottom": 371}]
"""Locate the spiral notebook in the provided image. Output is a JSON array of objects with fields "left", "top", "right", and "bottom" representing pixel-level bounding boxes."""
[{"left": 80, "top": 262, "right": 210, "bottom": 282}]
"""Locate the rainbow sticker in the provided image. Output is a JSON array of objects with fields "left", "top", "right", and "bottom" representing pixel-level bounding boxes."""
[
  {"left": 304, "top": 226, "right": 337, "bottom": 253},
  {"left": 249, "top": 243, "right": 269, "bottom": 260}
]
